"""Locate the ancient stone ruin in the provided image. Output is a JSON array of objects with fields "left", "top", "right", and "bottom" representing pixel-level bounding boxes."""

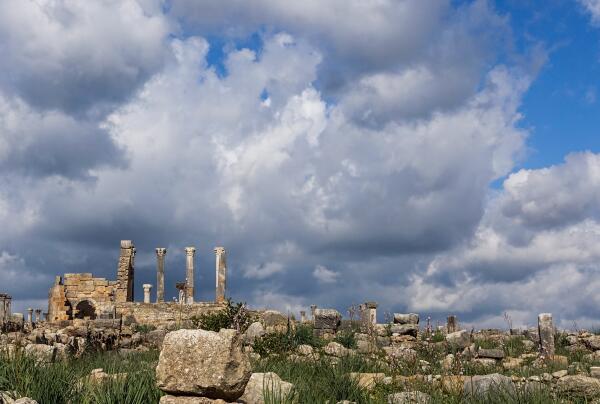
[{"left": 45, "top": 240, "right": 229, "bottom": 325}]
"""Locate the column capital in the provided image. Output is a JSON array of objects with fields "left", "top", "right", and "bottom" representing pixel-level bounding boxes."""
[
  {"left": 215, "top": 246, "right": 226, "bottom": 254},
  {"left": 120, "top": 240, "right": 133, "bottom": 249},
  {"left": 142, "top": 284, "right": 153, "bottom": 290},
  {"left": 156, "top": 247, "right": 167, "bottom": 256},
  {"left": 185, "top": 246, "right": 196, "bottom": 255}
]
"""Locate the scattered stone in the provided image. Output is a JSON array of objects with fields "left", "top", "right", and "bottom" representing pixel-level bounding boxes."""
[
  {"left": 387, "top": 391, "right": 431, "bottom": 404},
  {"left": 502, "top": 357, "right": 523, "bottom": 370},
  {"left": 324, "top": 342, "right": 348, "bottom": 357},
  {"left": 390, "top": 324, "right": 419, "bottom": 337},
  {"left": 24, "top": 343, "right": 56, "bottom": 363},
  {"left": 583, "top": 335, "right": 600, "bottom": 351},
  {"left": 591, "top": 367, "right": 600, "bottom": 379},
  {"left": 446, "top": 330, "right": 470, "bottom": 349},
  {"left": 552, "top": 370, "right": 568, "bottom": 378},
  {"left": 297, "top": 344, "right": 313, "bottom": 356},
  {"left": 239, "top": 372, "right": 294, "bottom": 404},
  {"left": 557, "top": 375, "right": 600, "bottom": 398},
  {"left": 463, "top": 373, "right": 515, "bottom": 396},
  {"left": 156, "top": 329, "right": 251, "bottom": 401},
  {"left": 393, "top": 314, "right": 419, "bottom": 325},
  {"left": 477, "top": 348, "right": 504, "bottom": 360},
  {"left": 159, "top": 396, "right": 227, "bottom": 403},
  {"left": 349, "top": 373, "right": 386, "bottom": 390},
  {"left": 244, "top": 322, "right": 266, "bottom": 345},
  {"left": 471, "top": 358, "right": 496, "bottom": 367},
  {"left": 383, "top": 346, "right": 417, "bottom": 362}
]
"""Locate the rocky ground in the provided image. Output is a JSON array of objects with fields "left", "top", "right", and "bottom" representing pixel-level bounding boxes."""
[{"left": 2, "top": 306, "right": 600, "bottom": 403}]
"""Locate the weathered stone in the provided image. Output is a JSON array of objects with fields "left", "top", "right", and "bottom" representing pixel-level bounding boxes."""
[
  {"left": 463, "top": 373, "right": 514, "bottom": 396},
  {"left": 239, "top": 372, "right": 294, "bottom": 404},
  {"left": 393, "top": 313, "right": 419, "bottom": 325},
  {"left": 24, "top": 344, "right": 56, "bottom": 363},
  {"left": 502, "top": 357, "right": 523, "bottom": 370},
  {"left": 387, "top": 391, "right": 431, "bottom": 404},
  {"left": 477, "top": 348, "right": 504, "bottom": 359},
  {"left": 260, "top": 311, "right": 287, "bottom": 333},
  {"left": 471, "top": 358, "right": 496, "bottom": 367},
  {"left": 383, "top": 346, "right": 417, "bottom": 362},
  {"left": 324, "top": 342, "right": 348, "bottom": 357},
  {"left": 314, "top": 309, "right": 341, "bottom": 330},
  {"left": 446, "top": 315, "right": 458, "bottom": 334},
  {"left": 557, "top": 375, "right": 600, "bottom": 398},
  {"left": 583, "top": 335, "right": 600, "bottom": 351},
  {"left": 591, "top": 367, "right": 600, "bottom": 379},
  {"left": 14, "top": 398, "right": 39, "bottom": 404},
  {"left": 537, "top": 313, "right": 555, "bottom": 357},
  {"left": 446, "top": 330, "right": 470, "bottom": 349},
  {"left": 349, "top": 373, "right": 386, "bottom": 390},
  {"left": 552, "top": 370, "right": 568, "bottom": 378},
  {"left": 390, "top": 324, "right": 418, "bottom": 337},
  {"left": 441, "top": 376, "right": 466, "bottom": 395},
  {"left": 245, "top": 322, "right": 266, "bottom": 344},
  {"left": 156, "top": 329, "right": 251, "bottom": 400},
  {"left": 297, "top": 344, "right": 313, "bottom": 356},
  {"left": 159, "top": 396, "right": 227, "bottom": 404},
  {"left": 356, "top": 339, "right": 378, "bottom": 354}
]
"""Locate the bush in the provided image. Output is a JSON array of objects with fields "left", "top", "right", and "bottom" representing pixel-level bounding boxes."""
[
  {"left": 191, "top": 299, "right": 252, "bottom": 332},
  {"left": 131, "top": 324, "right": 156, "bottom": 335},
  {"left": 334, "top": 330, "right": 357, "bottom": 349},
  {"left": 253, "top": 324, "right": 324, "bottom": 356}
]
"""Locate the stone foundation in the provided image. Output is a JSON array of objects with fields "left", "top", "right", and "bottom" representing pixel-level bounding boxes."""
[{"left": 115, "top": 302, "right": 225, "bottom": 326}]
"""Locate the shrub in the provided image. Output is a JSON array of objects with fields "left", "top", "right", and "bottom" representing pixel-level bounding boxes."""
[
  {"left": 253, "top": 323, "right": 325, "bottom": 356},
  {"left": 191, "top": 299, "right": 252, "bottom": 332},
  {"left": 334, "top": 330, "right": 357, "bottom": 349}
]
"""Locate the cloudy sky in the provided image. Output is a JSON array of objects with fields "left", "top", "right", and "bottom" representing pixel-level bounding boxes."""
[{"left": 1, "top": 0, "right": 600, "bottom": 329}]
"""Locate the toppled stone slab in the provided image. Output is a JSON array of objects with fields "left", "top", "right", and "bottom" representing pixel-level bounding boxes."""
[
  {"left": 156, "top": 329, "right": 251, "bottom": 401},
  {"left": 390, "top": 324, "right": 418, "bottom": 337},
  {"left": 349, "top": 373, "right": 386, "bottom": 390},
  {"left": 159, "top": 397, "right": 227, "bottom": 404},
  {"left": 239, "top": 372, "right": 294, "bottom": 404},
  {"left": 477, "top": 348, "right": 504, "bottom": 360},
  {"left": 393, "top": 314, "right": 419, "bottom": 325}
]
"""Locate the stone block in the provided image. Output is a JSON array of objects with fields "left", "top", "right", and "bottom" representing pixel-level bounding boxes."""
[
  {"left": 314, "top": 309, "right": 341, "bottom": 330},
  {"left": 393, "top": 313, "right": 419, "bottom": 325}
]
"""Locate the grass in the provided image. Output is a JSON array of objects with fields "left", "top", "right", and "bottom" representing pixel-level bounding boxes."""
[{"left": 0, "top": 349, "right": 161, "bottom": 404}]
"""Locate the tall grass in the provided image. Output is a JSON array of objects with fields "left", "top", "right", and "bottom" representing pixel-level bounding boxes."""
[{"left": 0, "top": 349, "right": 161, "bottom": 404}]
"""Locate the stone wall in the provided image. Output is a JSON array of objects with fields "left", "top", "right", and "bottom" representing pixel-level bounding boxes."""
[
  {"left": 48, "top": 274, "right": 118, "bottom": 321},
  {"left": 115, "top": 302, "right": 226, "bottom": 325}
]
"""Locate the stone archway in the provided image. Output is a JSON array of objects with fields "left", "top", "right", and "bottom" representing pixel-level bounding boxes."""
[{"left": 74, "top": 300, "right": 96, "bottom": 320}]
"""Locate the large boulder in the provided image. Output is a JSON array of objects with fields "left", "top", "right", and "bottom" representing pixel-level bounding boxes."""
[
  {"left": 314, "top": 309, "right": 341, "bottom": 330},
  {"left": 156, "top": 329, "right": 251, "bottom": 401},
  {"left": 239, "top": 372, "right": 294, "bottom": 404},
  {"left": 557, "top": 375, "right": 600, "bottom": 398},
  {"left": 463, "top": 373, "right": 514, "bottom": 396},
  {"left": 583, "top": 335, "right": 600, "bottom": 351},
  {"left": 446, "top": 330, "right": 470, "bottom": 349}
]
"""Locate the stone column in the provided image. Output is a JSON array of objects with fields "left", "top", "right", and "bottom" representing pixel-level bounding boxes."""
[
  {"left": 27, "top": 308, "right": 33, "bottom": 324},
  {"left": 184, "top": 247, "right": 196, "bottom": 304},
  {"left": 360, "top": 301, "right": 378, "bottom": 327},
  {"left": 116, "top": 240, "right": 135, "bottom": 303},
  {"left": 215, "top": 247, "right": 227, "bottom": 303},
  {"left": 143, "top": 284, "right": 153, "bottom": 304},
  {"left": 0, "top": 294, "right": 6, "bottom": 325},
  {"left": 310, "top": 305, "right": 317, "bottom": 320},
  {"left": 538, "top": 313, "right": 555, "bottom": 357},
  {"left": 447, "top": 315, "right": 458, "bottom": 334},
  {"left": 156, "top": 248, "right": 167, "bottom": 303},
  {"left": 300, "top": 311, "right": 307, "bottom": 323},
  {"left": 34, "top": 309, "right": 42, "bottom": 323}
]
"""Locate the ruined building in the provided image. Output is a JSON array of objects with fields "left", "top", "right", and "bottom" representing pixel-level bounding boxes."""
[
  {"left": 47, "top": 240, "right": 227, "bottom": 324},
  {"left": 0, "top": 293, "right": 11, "bottom": 326}
]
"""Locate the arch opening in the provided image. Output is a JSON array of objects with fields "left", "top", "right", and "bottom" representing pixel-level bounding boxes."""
[{"left": 74, "top": 300, "right": 96, "bottom": 320}]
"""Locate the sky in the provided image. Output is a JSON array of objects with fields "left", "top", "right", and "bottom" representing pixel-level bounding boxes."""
[{"left": 1, "top": 0, "right": 600, "bottom": 329}]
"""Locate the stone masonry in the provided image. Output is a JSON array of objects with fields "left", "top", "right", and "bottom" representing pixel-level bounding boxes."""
[
  {"left": 0, "top": 293, "right": 11, "bottom": 326},
  {"left": 115, "top": 240, "right": 136, "bottom": 303}
]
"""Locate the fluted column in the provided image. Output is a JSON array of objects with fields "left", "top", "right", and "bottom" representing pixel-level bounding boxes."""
[
  {"left": 215, "top": 247, "right": 227, "bottom": 303},
  {"left": 185, "top": 247, "right": 196, "bottom": 304},
  {"left": 156, "top": 248, "right": 167, "bottom": 303}
]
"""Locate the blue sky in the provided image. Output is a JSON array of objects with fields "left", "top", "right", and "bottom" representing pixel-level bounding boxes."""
[{"left": 3, "top": 0, "right": 600, "bottom": 328}]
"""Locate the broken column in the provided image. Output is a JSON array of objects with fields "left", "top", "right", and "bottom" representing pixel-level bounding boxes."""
[
  {"left": 34, "top": 309, "right": 42, "bottom": 323},
  {"left": 156, "top": 248, "right": 167, "bottom": 303},
  {"left": 143, "top": 284, "right": 153, "bottom": 304},
  {"left": 27, "top": 308, "right": 33, "bottom": 325},
  {"left": 447, "top": 315, "right": 458, "bottom": 334},
  {"left": 116, "top": 240, "right": 135, "bottom": 303},
  {"left": 215, "top": 247, "right": 227, "bottom": 303},
  {"left": 310, "top": 305, "right": 317, "bottom": 321},
  {"left": 0, "top": 293, "right": 10, "bottom": 325},
  {"left": 185, "top": 247, "right": 196, "bottom": 304},
  {"left": 359, "top": 301, "right": 378, "bottom": 329},
  {"left": 538, "top": 313, "right": 555, "bottom": 358}
]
